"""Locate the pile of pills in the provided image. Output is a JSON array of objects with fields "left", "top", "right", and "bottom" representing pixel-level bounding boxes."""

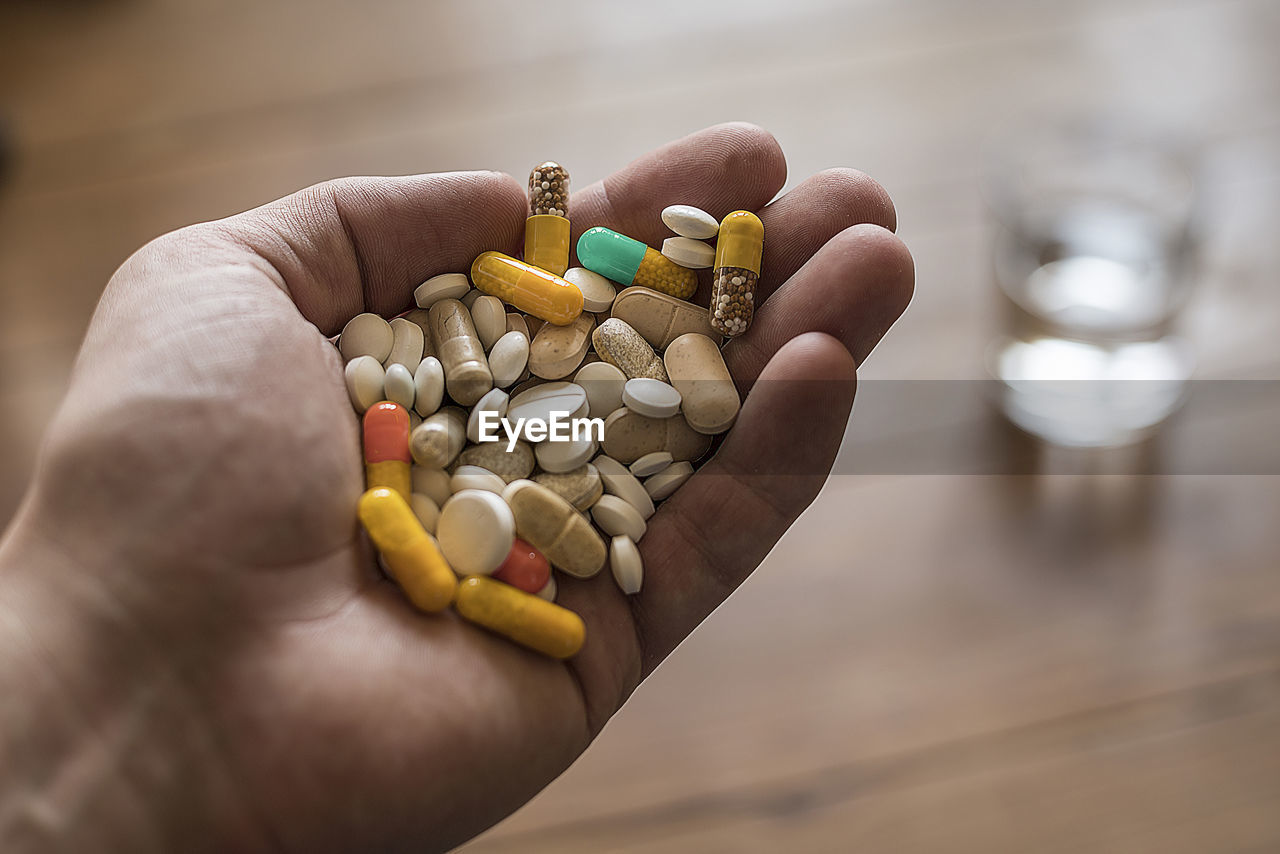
[{"left": 341, "top": 161, "right": 763, "bottom": 659}]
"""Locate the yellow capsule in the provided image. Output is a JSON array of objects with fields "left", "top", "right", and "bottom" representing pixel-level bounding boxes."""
[
  {"left": 471, "top": 251, "right": 584, "bottom": 325},
  {"left": 454, "top": 575, "right": 585, "bottom": 659},
  {"left": 524, "top": 161, "right": 571, "bottom": 276},
  {"left": 710, "top": 211, "right": 764, "bottom": 337},
  {"left": 358, "top": 487, "right": 457, "bottom": 612}
]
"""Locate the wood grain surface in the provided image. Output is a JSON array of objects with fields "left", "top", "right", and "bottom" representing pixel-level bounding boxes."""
[{"left": 2, "top": 0, "right": 1277, "bottom": 850}]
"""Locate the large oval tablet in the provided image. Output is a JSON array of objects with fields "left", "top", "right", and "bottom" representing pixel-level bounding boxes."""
[
  {"left": 601, "top": 408, "right": 711, "bottom": 464},
  {"left": 591, "top": 454, "right": 655, "bottom": 519},
  {"left": 529, "top": 314, "right": 595, "bottom": 379},
  {"left": 591, "top": 494, "right": 647, "bottom": 541},
  {"left": 488, "top": 331, "right": 530, "bottom": 388},
  {"left": 610, "top": 287, "right": 721, "bottom": 351},
  {"left": 470, "top": 295, "right": 508, "bottom": 351},
  {"left": 535, "top": 435, "right": 597, "bottom": 474},
  {"left": 661, "top": 236, "right": 715, "bottom": 269},
  {"left": 661, "top": 204, "right": 719, "bottom": 239},
  {"left": 622, "top": 378, "right": 682, "bottom": 419},
  {"left": 383, "top": 363, "right": 416, "bottom": 410},
  {"left": 506, "top": 382, "right": 588, "bottom": 440},
  {"left": 502, "top": 480, "right": 606, "bottom": 578},
  {"left": 663, "top": 333, "right": 740, "bottom": 434},
  {"left": 533, "top": 464, "right": 602, "bottom": 511},
  {"left": 339, "top": 313, "right": 394, "bottom": 362},
  {"left": 609, "top": 535, "right": 643, "bottom": 595},
  {"left": 449, "top": 465, "right": 507, "bottom": 495},
  {"left": 643, "top": 460, "right": 694, "bottom": 500},
  {"left": 412, "top": 357, "right": 445, "bottom": 417},
  {"left": 385, "top": 317, "right": 425, "bottom": 372},
  {"left": 437, "top": 489, "right": 516, "bottom": 576}
]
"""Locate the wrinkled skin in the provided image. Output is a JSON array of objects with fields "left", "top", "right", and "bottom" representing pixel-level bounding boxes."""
[{"left": 0, "top": 124, "right": 913, "bottom": 853}]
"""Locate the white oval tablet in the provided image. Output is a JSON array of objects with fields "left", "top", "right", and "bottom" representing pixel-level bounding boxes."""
[
  {"left": 345, "top": 355, "right": 386, "bottom": 412},
  {"left": 630, "top": 451, "right": 673, "bottom": 478},
  {"left": 460, "top": 289, "right": 482, "bottom": 309},
  {"left": 573, "top": 361, "right": 627, "bottom": 419},
  {"left": 470, "top": 295, "right": 507, "bottom": 351},
  {"left": 412, "top": 356, "right": 445, "bottom": 417},
  {"left": 644, "top": 460, "right": 694, "bottom": 501},
  {"left": 449, "top": 465, "right": 507, "bottom": 495},
  {"left": 409, "top": 493, "right": 440, "bottom": 535},
  {"left": 535, "top": 436, "right": 598, "bottom": 474},
  {"left": 591, "top": 454, "right": 655, "bottom": 519},
  {"left": 437, "top": 489, "right": 515, "bottom": 575},
  {"left": 610, "top": 535, "right": 643, "bottom": 595},
  {"left": 622, "top": 378, "right": 683, "bottom": 419},
  {"left": 506, "top": 382, "right": 588, "bottom": 442},
  {"left": 383, "top": 362, "right": 416, "bottom": 410},
  {"left": 412, "top": 466, "right": 453, "bottom": 507},
  {"left": 466, "top": 387, "right": 510, "bottom": 443},
  {"left": 384, "top": 317, "right": 425, "bottom": 372},
  {"left": 591, "top": 494, "right": 647, "bottom": 542},
  {"left": 339, "top": 313, "right": 394, "bottom": 362},
  {"left": 563, "top": 267, "right": 618, "bottom": 313},
  {"left": 661, "top": 236, "right": 715, "bottom": 269},
  {"left": 414, "top": 273, "right": 471, "bottom": 309},
  {"left": 488, "top": 331, "right": 530, "bottom": 388},
  {"left": 661, "top": 204, "right": 719, "bottom": 239}
]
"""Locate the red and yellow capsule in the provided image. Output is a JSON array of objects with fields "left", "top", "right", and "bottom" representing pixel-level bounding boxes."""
[{"left": 363, "top": 401, "right": 411, "bottom": 500}]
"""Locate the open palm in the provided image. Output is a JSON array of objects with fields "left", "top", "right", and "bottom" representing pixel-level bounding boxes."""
[{"left": 4, "top": 124, "right": 912, "bottom": 852}]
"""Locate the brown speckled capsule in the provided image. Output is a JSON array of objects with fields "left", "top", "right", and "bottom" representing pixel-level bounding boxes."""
[{"left": 525, "top": 162, "right": 571, "bottom": 275}]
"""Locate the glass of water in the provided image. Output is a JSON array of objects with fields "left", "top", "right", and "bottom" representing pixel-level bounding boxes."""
[{"left": 985, "top": 121, "right": 1200, "bottom": 448}]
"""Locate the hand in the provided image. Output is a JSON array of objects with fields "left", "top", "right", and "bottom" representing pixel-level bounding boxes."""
[{"left": 0, "top": 123, "right": 912, "bottom": 853}]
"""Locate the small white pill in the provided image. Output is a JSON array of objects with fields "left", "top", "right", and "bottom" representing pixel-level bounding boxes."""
[
  {"left": 409, "top": 493, "right": 440, "bottom": 535},
  {"left": 470, "top": 295, "right": 507, "bottom": 351},
  {"left": 563, "top": 267, "right": 618, "bottom": 313},
  {"left": 610, "top": 535, "right": 643, "bottom": 595},
  {"left": 573, "top": 361, "right": 627, "bottom": 419},
  {"left": 339, "top": 313, "right": 394, "bottom": 362},
  {"left": 466, "top": 387, "right": 510, "bottom": 443},
  {"left": 661, "top": 236, "right": 716, "bottom": 269},
  {"left": 414, "top": 273, "right": 471, "bottom": 309},
  {"left": 536, "top": 573, "right": 558, "bottom": 602},
  {"left": 535, "top": 435, "right": 598, "bottom": 474},
  {"left": 630, "top": 451, "right": 673, "bottom": 478},
  {"left": 622, "top": 378, "right": 683, "bottom": 419},
  {"left": 344, "top": 355, "right": 385, "bottom": 412},
  {"left": 437, "top": 489, "right": 515, "bottom": 575},
  {"left": 488, "top": 331, "right": 530, "bottom": 388},
  {"left": 661, "top": 204, "right": 720, "bottom": 239},
  {"left": 450, "top": 465, "right": 507, "bottom": 495},
  {"left": 644, "top": 460, "right": 694, "bottom": 501},
  {"left": 383, "top": 363, "right": 416, "bottom": 410},
  {"left": 412, "top": 356, "right": 445, "bottom": 417},
  {"left": 592, "top": 494, "right": 647, "bottom": 542},
  {"left": 592, "top": 454, "right": 655, "bottom": 520},
  {"left": 412, "top": 466, "right": 453, "bottom": 507}
]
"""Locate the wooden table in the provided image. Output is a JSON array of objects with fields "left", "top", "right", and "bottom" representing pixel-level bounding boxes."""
[{"left": 2, "top": 1, "right": 1277, "bottom": 850}]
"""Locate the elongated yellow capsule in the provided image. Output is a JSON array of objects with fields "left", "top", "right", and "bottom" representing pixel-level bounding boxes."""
[
  {"left": 358, "top": 487, "right": 457, "bottom": 612},
  {"left": 524, "top": 161, "right": 571, "bottom": 276},
  {"left": 454, "top": 575, "right": 585, "bottom": 659},
  {"left": 710, "top": 210, "right": 764, "bottom": 337},
  {"left": 470, "top": 251, "right": 584, "bottom": 325}
]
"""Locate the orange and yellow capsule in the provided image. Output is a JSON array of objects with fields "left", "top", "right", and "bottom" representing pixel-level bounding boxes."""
[{"left": 362, "top": 401, "right": 411, "bottom": 500}]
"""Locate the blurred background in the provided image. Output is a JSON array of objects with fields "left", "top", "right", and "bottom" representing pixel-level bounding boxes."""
[{"left": 3, "top": 0, "right": 1279, "bottom": 850}]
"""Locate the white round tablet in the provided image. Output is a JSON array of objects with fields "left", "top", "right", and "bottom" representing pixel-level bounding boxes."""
[
  {"left": 436, "top": 489, "right": 515, "bottom": 575},
  {"left": 466, "top": 387, "right": 510, "bottom": 443},
  {"left": 344, "top": 355, "right": 385, "bottom": 412},
  {"left": 535, "top": 436, "right": 598, "bottom": 474},
  {"left": 449, "top": 466, "right": 507, "bottom": 496},
  {"left": 573, "top": 361, "right": 627, "bottom": 419},
  {"left": 383, "top": 362, "right": 416, "bottom": 410},
  {"left": 563, "top": 267, "right": 618, "bottom": 313},
  {"left": 488, "top": 331, "right": 530, "bottom": 388},
  {"left": 643, "top": 460, "right": 694, "bottom": 501},
  {"left": 622, "top": 378, "right": 683, "bottom": 419},
  {"left": 339, "top": 313, "right": 394, "bottom": 362},
  {"left": 414, "top": 273, "right": 471, "bottom": 309},
  {"left": 610, "top": 535, "right": 643, "bottom": 595},
  {"left": 413, "top": 357, "right": 445, "bottom": 417},
  {"left": 661, "top": 236, "right": 715, "bottom": 269},
  {"left": 661, "top": 204, "right": 719, "bottom": 240},
  {"left": 630, "top": 451, "right": 673, "bottom": 478},
  {"left": 591, "top": 494, "right": 647, "bottom": 542}
]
